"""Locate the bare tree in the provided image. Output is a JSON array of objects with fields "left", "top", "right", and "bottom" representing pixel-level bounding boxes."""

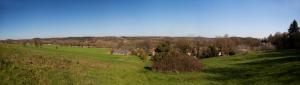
[{"left": 33, "top": 38, "right": 42, "bottom": 47}]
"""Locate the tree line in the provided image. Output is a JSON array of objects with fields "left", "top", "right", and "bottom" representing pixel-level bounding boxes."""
[
  {"left": 267, "top": 20, "right": 300, "bottom": 49},
  {"left": 1, "top": 26, "right": 273, "bottom": 73}
]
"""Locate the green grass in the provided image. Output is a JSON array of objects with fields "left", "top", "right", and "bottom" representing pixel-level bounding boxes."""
[
  {"left": 0, "top": 44, "right": 299, "bottom": 85},
  {"left": 203, "top": 50, "right": 300, "bottom": 85}
]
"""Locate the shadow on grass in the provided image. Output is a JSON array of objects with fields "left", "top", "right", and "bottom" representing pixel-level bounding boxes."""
[
  {"left": 204, "top": 50, "right": 300, "bottom": 85},
  {"left": 144, "top": 66, "right": 152, "bottom": 71},
  {"left": 258, "top": 49, "right": 300, "bottom": 58}
]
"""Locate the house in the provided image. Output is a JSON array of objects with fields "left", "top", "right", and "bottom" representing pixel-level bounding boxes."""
[
  {"left": 111, "top": 49, "right": 131, "bottom": 55},
  {"left": 149, "top": 48, "right": 156, "bottom": 56},
  {"left": 218, "top": 52, "right": 222, "bottom": 56}
]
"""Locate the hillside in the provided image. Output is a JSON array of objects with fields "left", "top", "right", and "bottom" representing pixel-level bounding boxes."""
[{"left": 0, "top": 44, "right": 299, "bottom": 85}]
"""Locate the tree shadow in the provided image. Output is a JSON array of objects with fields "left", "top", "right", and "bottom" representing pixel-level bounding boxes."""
[
  {"left": 144, "top": 66, "right": 152, "bottom": 71},
  {"left": 204, "top": 51, "right": 300, "bottom": 85},
  {"left": 259, "top": 50, "right": 300, "bottom": 57}
]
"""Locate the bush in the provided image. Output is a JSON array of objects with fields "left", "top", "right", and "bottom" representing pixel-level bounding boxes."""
[
  {"left": 137, "top": 48, "right": 148, "bottom": 61},
  {"left": 201, "top": 45, "right": 218, "bottom": 58},
  {"left": 152, "top": 49, "right": 202, "bottom": 72},
  {"left": 228, "top": 49, "right": 235, "bottom": 55}
]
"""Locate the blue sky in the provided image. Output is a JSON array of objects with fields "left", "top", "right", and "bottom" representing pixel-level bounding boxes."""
[{"left": 0, "top": 0, "right": 300, "bottom": 39}]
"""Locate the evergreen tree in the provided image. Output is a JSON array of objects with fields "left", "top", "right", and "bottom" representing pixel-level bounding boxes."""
[
  {"left": 288, "top": 20, "right": 300, "bottom": 48},
  {"left": 288, "top": 20, "right": 299, "bottom": 35}
]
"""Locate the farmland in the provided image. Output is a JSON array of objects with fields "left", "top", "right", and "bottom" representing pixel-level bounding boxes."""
[
  {"left": 0, "top": 44, "right": 299, "bottom": 85},
  {"left": 1, "top": 0, "right": 299, "bottom": 85}
]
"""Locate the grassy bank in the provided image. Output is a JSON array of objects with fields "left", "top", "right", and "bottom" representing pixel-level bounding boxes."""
[{"left": 0, "top": 44, "right": 299, "bottom": 85}]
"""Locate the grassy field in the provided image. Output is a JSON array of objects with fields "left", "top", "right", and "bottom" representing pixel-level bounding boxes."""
[{"left": 0, "top": 44, "right": 299, "bottom": 85}]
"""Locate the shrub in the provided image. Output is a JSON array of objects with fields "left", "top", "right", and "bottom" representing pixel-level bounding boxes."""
[
  {"left": 152, "top": 49, "right": 202, "bottom": 72},
  {"left": 137, "top": 48, "right": 148, "bottom": 61},
  {"left": 228, "top": 49, "right": 235, "bottom": 55},
  {"left": 201, "top": 45, "right": 218, "bottom": 58}
]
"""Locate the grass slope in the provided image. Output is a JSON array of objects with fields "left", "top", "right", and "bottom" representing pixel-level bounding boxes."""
[{"left": 0, "top": 44, "right": 299, "bottom": 85}]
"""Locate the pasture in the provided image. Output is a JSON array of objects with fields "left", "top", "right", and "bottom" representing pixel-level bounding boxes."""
[{"left": 0, "top": 44, "right": 299, "bottom": 85}]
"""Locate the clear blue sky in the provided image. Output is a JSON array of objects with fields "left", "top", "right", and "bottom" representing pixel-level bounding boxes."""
[{"left": 0, "top": 0, "right": 300, "bottom": 40}]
